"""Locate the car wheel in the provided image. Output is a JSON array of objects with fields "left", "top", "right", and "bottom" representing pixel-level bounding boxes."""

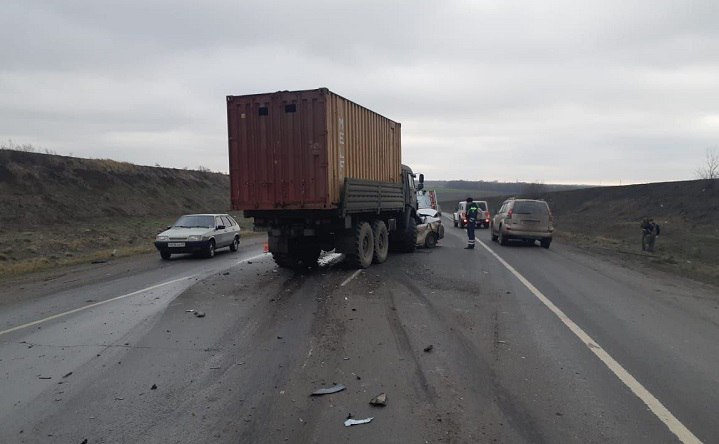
[
  {"left": 424, "top": 232, "right": 437, "bottom": 248},
  {"left": 490, "top": 224, "right": 498, "bottom": 242},
  {"left": 230, "top": 236, "right": 239, "bottom": 252},
  {"left": 453, "top": 218, "right": 458, "bottom": 228},
  {"left": 160, "top": 250, "right": 171, "bottom": 260},
  {"left": 498, "top": 228, "right": 508, "bottom": 246},
  {"left": 205, "top": 240, "right": 215, "bottom": 258},
  {"left": 541, "top": 238, "right": 551, "bottom": 249}
]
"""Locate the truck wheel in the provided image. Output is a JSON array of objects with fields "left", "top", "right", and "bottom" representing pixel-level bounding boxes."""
[
  {"left": 346, "top": 222, "right": 374, "bottom": 269},
  {"left": 390, "top": 216, "right": 417, "bottom": 253},
  {"left": 371, "top": 220, "right": 389, "bottom": 264},
  {"left": 272, "top": 252, "right": 299, "bottom": 269},
  {"left": 298, "top": 246, "right": 321, "bottom": 268}
]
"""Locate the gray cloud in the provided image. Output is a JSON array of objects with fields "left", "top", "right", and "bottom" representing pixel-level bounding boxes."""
[{"left": 1, "top": 0, "right": 718, "bottom": 183}]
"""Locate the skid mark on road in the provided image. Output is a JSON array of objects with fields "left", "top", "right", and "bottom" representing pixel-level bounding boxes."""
[{"left": 478, "top": 239, "right": 702, "bottom": 444}]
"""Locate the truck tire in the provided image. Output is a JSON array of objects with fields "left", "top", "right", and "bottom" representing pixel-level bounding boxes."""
[
  {"left": 391, "top": 216, "right": 417, "bottom": 253},
  {"left": 346, "top": 222, "right": 374, "bottom": 269},
  {"left": 272, "top": 244, "right": 320, "bottom": 269},
  {"left": 372, "top": 220, "right": 389, "bottom": 264}
]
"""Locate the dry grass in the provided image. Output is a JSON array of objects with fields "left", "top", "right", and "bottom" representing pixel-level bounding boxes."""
[{"left": 0, "top": 214, "right": 258, "bottom": 278}]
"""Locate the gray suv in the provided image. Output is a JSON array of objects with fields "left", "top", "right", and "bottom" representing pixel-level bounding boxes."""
[
  {"left": 154, "top": 214, "right": 241, "bottom": 259},
  {"left": 491, "top": 199, "right": 553, "bottom": 248}
]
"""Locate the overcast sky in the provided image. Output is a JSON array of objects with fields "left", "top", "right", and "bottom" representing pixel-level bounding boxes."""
[{"left": 2, "top": 0, "right": 718, "bottom": 184}]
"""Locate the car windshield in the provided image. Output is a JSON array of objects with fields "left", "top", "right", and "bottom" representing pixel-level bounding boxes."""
[
  {"left": 173, "top": 215, "right": 215, "bottom": 228},
  {"left": 514, "top": 201, "right": 549, "bottom": 215}
]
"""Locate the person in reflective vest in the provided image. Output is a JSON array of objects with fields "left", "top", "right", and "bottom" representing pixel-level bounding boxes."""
[{"left": 464, "top": 197, "right": 480, "bottom": 249}]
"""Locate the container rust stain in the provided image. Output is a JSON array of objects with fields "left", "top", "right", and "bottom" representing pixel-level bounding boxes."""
[{"left": 227, "top": 88, "right": 401, "bottom": 211}]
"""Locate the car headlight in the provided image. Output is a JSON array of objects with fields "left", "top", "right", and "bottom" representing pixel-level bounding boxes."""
[
  {"left": 187, "top": 235, "right": 203, "bottom": 241},
  {"left": 156, "top": 235, "right": 169, "bottom": 241}
]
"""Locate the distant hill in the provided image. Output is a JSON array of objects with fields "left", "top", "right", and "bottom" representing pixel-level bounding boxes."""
[
  {"left": 424, "top": 180, "right": 590, "bottom": 205},
  {"left": 1, "top": 149, "right": 717, "bottom": 286}
]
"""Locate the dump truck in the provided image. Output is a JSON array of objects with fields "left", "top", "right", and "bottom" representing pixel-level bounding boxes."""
[{"left": 227, "top": 88, "right": 423, "bottom": 269}]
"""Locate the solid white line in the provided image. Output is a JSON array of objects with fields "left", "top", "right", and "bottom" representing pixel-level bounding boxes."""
[
  {"left": 477, "top": 239, "right": 702, "bottom": 444},
  {"left": 340, "top": 269, "right": 362, "bottom": 287},
  {"left": 236, "top": 252, "right": 271, "bottom": 265},
  {"left": 0, "top": 251, "right": 270, "bottom": 339},
  {"left": 0, "top": 276, "right": 192, "bottom": 338}
]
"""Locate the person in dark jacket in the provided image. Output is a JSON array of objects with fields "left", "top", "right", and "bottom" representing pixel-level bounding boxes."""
[
  {"left": 464, "top": 197, "right": 480, "bottom": 249},
  {"left": 641, "top": 218, "right": 661, "bottom": 252}
]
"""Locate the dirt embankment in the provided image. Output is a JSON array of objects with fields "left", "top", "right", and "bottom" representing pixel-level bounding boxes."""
[{"left": 0, "top": 150, "right": 241, "bottom": 274}]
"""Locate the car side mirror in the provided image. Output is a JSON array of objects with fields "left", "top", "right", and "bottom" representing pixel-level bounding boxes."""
[{"left": 216, "top": 225, "right": 226, "bottom": 230}]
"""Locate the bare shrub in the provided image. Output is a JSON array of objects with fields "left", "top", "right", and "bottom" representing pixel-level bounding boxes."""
[{"left": 695, "top": 147, "right": 718, "bottom": 179}]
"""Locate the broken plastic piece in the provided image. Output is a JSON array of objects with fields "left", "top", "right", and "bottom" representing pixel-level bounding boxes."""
[
  {"left": 194, "top": 311, "right": 206, "bottom": 318},
  {"left": 344, "top": 417, "right": 374, "bottom": 427},
  {"left": 424, "top": 345, "right": 433, "bottom": 352},
  {"left": 369, "top": 393, "right": 387, "bottom": 406},
  {"left": 311, "top": 384, "right": 346, "bottom": 396}
]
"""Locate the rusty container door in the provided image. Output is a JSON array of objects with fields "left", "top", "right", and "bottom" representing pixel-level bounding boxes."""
[
  {"left": 228, "top": 89, "right": 331, "bottom": 210},
  {"left": 228, "top": 88, "right": 402, "bottom": 211}
]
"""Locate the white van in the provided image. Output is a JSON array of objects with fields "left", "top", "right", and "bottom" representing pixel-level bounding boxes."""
[{"left": 453, "top": 200, "right": 490, "bottom": 228}]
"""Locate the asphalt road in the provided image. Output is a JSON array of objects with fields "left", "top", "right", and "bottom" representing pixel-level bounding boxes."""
[{"left": 0, "top": 227, "right": 717, "bottom": 443}]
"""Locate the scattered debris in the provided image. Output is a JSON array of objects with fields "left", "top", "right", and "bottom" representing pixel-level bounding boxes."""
[
  {"left": 496, "top": 340, "right": 507, "bottom": 344},
  {"left": 81, "top": 439, "right": 88, "bottom": 444},
  {"left": 343, "top": 357, "right": 350, "bottom": 361},
  {"left": 185, "top": 309, "right": 195, "bottom": 313},
  {"left": 114, "top": 397, "right": 124, "bottom": 401},
  {"left": 311, "top": 384, "right": 346, "bottom": 396},
  {"left": 344, "top": 417, "right": 374, "bottom": 427},
  {"left": 210, "top": 367, "right": 221, "bottom": 370},
  {"left": 194, "top": 311, "right": 206, "bottom": 318},
  {"left": 91, "top": 260, "right": 107, "bottom": 264},
  {"left": 247, "top": 261, "right": 253, "bottom": 264},
  {"left": 277, "top": 336, "right": 283, "bottom": 339},
  {"left": 223, "top": 272, "right": 230, "bottom": 276},
  {"left": 369, "top": 393, "right": 387, "bottom": 406},
  {"left": 62, "top": 372, "right": 73, "bottom": 378},
  {"left": 423, "top": 345, "right": 433, "bottom": 353},
  {"left": 150, "top": 384, "right": 158, "bottom": 390},
  {"left": 38, "top": 376, "right": 52, "bottom": 380}
]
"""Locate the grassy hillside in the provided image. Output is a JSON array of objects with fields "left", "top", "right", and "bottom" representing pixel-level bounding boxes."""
[
  {"left": 0, "top": 150, "right": 246, "bottom": 274},
  {"left": 442, "top": 180, "right": 719, "bottom": 285}
]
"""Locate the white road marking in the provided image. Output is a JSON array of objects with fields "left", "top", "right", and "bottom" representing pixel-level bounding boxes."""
[
  {"left": 0, "top": 276, "right": 192, "bottom": 338},
  {"left": 478, "top": 239, "right": 702, "bottom": 444},
  {"left": 236, "top": 252, "right": 271, "bottom": 265},
  {"left": 340, "top": 269, "right": 363, "bottom": 287},
  {"left": 1, "top": 251, "right": 269, "bottom": 338}
]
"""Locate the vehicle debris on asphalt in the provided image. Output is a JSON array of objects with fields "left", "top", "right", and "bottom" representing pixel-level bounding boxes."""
[
  {"left": 194, "top": 311, "right": 206, "bottom": 318},
  {"left": 310, "top": 384, "right": 346, "bottom": 396},
  {"left": 424, "top": 344, "right": 434, "bottom": 352},
  {"left": 150, "top": 384, "right": 157, "bottom": 390},
  {"left": 344, "top": 417, "right": 374, "bottom": 427},
  {"left": 369, "top": 392, "right": 387, "bottom": 406},
  {"left": 62, "top": 372, "right": 73, "bottom": 378}
]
